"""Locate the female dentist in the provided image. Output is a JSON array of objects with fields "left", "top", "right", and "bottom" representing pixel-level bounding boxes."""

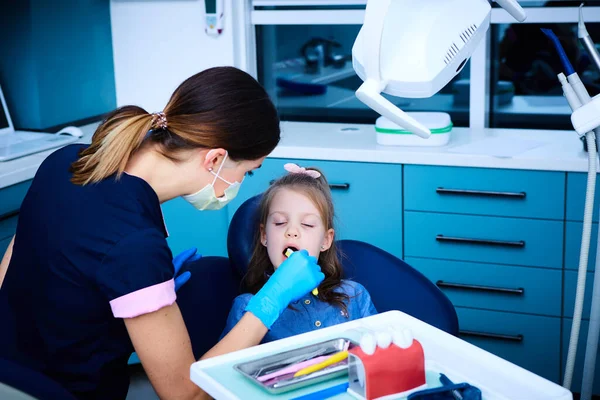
[{"left": 0, "top": 67, "right": 324, "bottom": 400}]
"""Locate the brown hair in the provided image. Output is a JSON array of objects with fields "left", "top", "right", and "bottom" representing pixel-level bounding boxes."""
[
  {"left": 70, "top": 67, "right": 280, "bottom": 185},
  {"left": 243, "top": 167, "right": 349, "bottom": 314}
]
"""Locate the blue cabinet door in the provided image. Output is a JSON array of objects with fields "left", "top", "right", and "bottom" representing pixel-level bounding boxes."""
[
  {"left": 404, "top": 165, "right": 565, "bottom": 220},
  {"left": 562, "top": 318, "right": 600, "bottom": 395},
  {"left": 227, "top": 158, "right": 404, "bottom": 258},
  {"left": 565, "top": 221, "right": 598, "bottom": 272},
  {"left": 406, "top": 257, "right": 562, "bottom": 317},
  {"left": 457, "top": 307, "right": 561, "bottom": 383},
  {"left": 566, "top": 172, "right": 600, "bottom": 222},
  {"left": 161, "top": 197, "right": 229, "bottom": 257}
]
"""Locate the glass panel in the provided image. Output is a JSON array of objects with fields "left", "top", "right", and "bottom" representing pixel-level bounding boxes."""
[
  {"left": 256, "top": 25, "right": 470, "bottom": 126},
  {"left": 489, "top": 22, "right": 600, "bottom": 129}
]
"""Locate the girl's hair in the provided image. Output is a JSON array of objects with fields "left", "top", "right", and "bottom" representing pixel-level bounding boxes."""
[
  {"left": 243, "top": 167, "right": 349, "bottom": 314},
  {"left": 70, "top": 67, "right": 280, "bottom": 185}
]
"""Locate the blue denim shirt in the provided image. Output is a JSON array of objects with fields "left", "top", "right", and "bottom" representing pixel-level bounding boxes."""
[{"left": 221, "top": 280, "right": 377, "bottom": 343}]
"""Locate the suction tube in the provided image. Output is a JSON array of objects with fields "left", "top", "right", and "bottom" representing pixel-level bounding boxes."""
[
  {"left": 559, "top": 72, "right": 596, "bottom": 391},
  {"left": 541, "top": 28, "right": 576, "bottom": 76}
]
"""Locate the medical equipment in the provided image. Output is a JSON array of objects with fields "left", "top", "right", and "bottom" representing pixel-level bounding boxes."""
[
  {"left": 233, "top": 338, "right": 354, "bottom": 394},
  {"left": 351, "top": 0, "right": 526, "bottom": 138},
  {"left": 284, "top": 247, "right": 319, "bottom": 296},
  {"left": 294, "top": 350, "right": 348, "bottom": 378},
  {"left": 542, "top": 7, "right": 600, "bottom": 399},
  {"left": 203, "top": 0, "right": 224, "bottom": 36},
  {"left": 375, "top": 113, "right": 453, "bottom": 147}
]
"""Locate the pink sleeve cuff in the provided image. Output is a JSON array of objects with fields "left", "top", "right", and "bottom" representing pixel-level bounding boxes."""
[{"left": 109, "top": 279, "right": 176, "bottom": 318}]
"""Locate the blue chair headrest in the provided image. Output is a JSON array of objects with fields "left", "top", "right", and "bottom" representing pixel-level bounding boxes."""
[{"left": 227, "top": 194, "right": 262, "bottom": 279}]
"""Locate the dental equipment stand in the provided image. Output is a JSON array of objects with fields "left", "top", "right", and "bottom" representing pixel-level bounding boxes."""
[
  {"left": 575, "top": 6, "right": 600, "bottom": 399},
  {"left": 351, "top": 0, "right": 600, "bottom": 397},
  {"left": 553, "top": 5, "right": 600, "bottom": 400}
]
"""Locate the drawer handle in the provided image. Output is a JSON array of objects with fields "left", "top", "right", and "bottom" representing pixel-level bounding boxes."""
[
  {"left": 436, "top": 235, "right": 525, "bottom": 248},
  {"left": 436, "top": 187, "right": 526, "bottom": 199},
  {"left": 436, "top": 280, "right": 524, "bottom": 295},
  {"left": 0, "top": 210, "right": 19, "bottom": 222},
  {"left": 269, "top": 180, "right": 350, "bottom": 190},
  {"left": 460, "top": 330, "right": 524, "bottom": 342}
]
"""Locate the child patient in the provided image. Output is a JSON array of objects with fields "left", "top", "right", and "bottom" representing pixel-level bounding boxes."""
[{"left": 222, "top": 163, "right": 377, "bottom": 343}]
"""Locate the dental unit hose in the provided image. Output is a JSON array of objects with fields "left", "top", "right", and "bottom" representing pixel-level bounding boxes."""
[
  {"left": 559, "top": 72, "right": 597, "bottom": 392},
  {"left": 577, "top": 7, "right": 600, "bottom": 399}
]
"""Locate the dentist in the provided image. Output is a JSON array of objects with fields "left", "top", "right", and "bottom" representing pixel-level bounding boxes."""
[{"left": 0, "top": 67, "right": 324, "bottom": 400}]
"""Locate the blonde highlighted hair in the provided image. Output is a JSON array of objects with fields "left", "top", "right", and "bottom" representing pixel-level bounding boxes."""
[{"left": 70, "top": 67, "right": 280, "bottom": 185}]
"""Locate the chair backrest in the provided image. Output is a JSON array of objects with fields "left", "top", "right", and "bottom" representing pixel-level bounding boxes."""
[
  {"left": 227, "top": 194, "right": 262, "bottom": 279},
  {"left": 176, "top": 256, "right": 242, "bottom": 358},
  {"left": 227, "top": 195, "right": 459, "bottom": 335}
]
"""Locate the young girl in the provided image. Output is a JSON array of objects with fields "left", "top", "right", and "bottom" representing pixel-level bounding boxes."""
[{"left": 222, "top": 163, "right": 377, "bottom": 343}]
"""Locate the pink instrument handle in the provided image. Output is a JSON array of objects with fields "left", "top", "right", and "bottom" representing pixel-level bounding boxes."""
[{"left": 257, "top": 355, "right": 330, "bottom": 382}]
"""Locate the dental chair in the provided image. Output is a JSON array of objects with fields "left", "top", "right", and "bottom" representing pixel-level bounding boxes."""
[{"left": 227, "top": 195, "right": 459, "bottom": 335}]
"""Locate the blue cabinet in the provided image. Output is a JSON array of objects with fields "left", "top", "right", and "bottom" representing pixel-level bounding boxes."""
[
  {"left": 566, "top": 173, "right": 600, "bottom": 222},
  {"left": 404, "top": 165, "right": 565, "bottom": 383},
  {"left": 457, "top": 308, "right": 561, "bottom": 383},
  {"left": 161, "top": 197, "right": 229, "bottom": 257},
  {"left": 227, "top": 158, "right": 404, "bottom": 258},
  {"left": 562, "top": 319, "right": 600, "bottom": 395}
]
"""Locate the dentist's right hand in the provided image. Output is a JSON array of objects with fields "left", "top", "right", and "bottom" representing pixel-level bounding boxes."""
[{"left": 245, "top": 250, "right": 324, "bottom": 329}]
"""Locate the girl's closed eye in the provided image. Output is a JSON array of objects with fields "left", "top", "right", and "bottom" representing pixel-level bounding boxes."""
[{"left": 301, "top": 223, "right": 314, "bottom": 228}]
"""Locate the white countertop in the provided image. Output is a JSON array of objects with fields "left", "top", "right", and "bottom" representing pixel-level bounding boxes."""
[{"left": 0, "top": 120, "right": 595, "bottom": 190}]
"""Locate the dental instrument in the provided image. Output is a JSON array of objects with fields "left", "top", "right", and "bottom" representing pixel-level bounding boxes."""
[
  {"left": 293, "top": 350, "right": 349, "bottom": 378},
  {"left": 351, "top": 0, "right": 526, "bottom": 138},
  {"left": 285, "top": 247, "right": 319, "bottom": 296}
]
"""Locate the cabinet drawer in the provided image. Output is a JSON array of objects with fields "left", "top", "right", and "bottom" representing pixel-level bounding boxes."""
[
  {"left": 406, "top": 257, "right": 561, "bottom": 317},
  {"left": 565, "top": 221, "right": 598, "bottom": 272},
  {"left": 562, "top": 318, "right": 600, "bottom": 395},
  {"left": 404, "top": 165, "right": 564, "bottom": 220},
  {"left": 457, "top": 308, "right": 560, "bottom": 383},
  {"left": 566, "top": 172, "right": 600, "bottom": 222},
  {"left": 404, "top": 212, "right": 563, "bottom": 269},
  {"left": 227, "top": 158, "right": 403, "bottom": 258},
  {"left": 0, "top": 180, "right": 31, "bottom": 218},
  {"left": 0, "top": 215, "right": 18, "bottom": 240},
  {"left": 563, "top": 270, "right": 595, "bottom": 319}
]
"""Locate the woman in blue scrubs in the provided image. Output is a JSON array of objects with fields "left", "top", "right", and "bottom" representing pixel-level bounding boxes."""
[{"left": 0, "top": 67, "right": 324, "bottom": 400}]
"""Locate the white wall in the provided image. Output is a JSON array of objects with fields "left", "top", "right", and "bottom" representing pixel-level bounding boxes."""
[{"left": 109, "top": 0, "right": 237, "bottom": 112}]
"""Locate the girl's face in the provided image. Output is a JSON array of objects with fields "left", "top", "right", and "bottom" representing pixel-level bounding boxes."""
[{"left": 261, "top": 188, "right": 334, "bottom": 269}]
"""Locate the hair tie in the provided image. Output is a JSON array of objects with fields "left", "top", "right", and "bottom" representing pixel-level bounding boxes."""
[
  {"left": 284, "top": 163, "right": 321, "bottom": 178},
  {"left": 151, "top": 112, "right": 168, "bottom": 130}
]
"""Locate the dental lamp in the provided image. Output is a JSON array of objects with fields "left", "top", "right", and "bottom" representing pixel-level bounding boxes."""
[{"left": 352, "top": 0, "right": 526, "bottom": 138}]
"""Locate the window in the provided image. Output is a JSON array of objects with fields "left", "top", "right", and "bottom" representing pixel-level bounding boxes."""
[
  {"left": 250, "top": 2, "right": 600, "bottom": 130},
  {"left": 255, "top": 24, "right": 470, "bottom": 126}
]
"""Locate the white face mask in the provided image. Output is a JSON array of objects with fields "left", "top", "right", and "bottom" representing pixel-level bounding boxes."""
[{"left": 182, "top": 152, "right": 243, "bottom": 211}]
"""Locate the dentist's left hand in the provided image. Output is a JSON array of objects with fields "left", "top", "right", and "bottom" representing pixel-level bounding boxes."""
[{"left": 172, "top": 248, "right": 202, "bottom": 291}]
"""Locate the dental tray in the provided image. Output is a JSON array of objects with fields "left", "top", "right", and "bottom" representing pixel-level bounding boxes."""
[{"left": 233, "top": 337, "right": 357, "bottom": 394}]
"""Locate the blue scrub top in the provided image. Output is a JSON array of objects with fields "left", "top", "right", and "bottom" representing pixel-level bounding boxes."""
[{"left": 1, "top": 144, "right": 176, "bottom": 399}]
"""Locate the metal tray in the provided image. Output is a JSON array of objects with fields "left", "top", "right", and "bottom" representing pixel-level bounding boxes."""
[{"left": 233, "top": 337, "right": 356, "bottom": 395}]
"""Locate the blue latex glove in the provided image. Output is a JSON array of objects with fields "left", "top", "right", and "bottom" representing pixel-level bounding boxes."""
[
  {"left": 172, "top": 248, "right": 202, "bottom": 291},
  {"left": 245, "top": 250, "right": 324, "bottom": 328}
]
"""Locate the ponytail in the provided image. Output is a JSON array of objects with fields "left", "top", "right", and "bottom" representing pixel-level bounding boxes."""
[{"left": 70, "top": 106, "right": 153, "bottom": 185}]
